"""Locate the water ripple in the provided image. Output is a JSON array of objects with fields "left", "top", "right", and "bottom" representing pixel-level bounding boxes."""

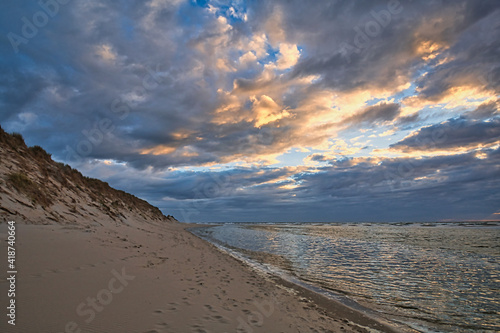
[{"left": 202, "top": 222, "right": 500, "bottom": 332}]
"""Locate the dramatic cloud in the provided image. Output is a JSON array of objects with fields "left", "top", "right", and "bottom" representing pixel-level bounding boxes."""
[
  {"left": 391, "top": 101, "right": 500, "bottom": 152},
  {"left": 1, "top": 0, "right": 499, "bottom": 222},
  {"left": 391, "top": 117, "right": 500, "bottom": 152},
  {"left": 341, "top": 102, "right": 401, "bottom": 126}
]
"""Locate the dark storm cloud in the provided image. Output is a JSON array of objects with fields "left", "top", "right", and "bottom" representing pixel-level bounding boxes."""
[
  {"left": 413, "top": 6, "right": 500, "bottom": 100},
  {"left": 0, "top": 69, "right": 47, "bottom": 122},
  {"left": 282, "top": 0, "right": 425, "bottom": 90},
  {"left": 391, "top": 117, "right": 500, "bottom": 152},
  {"left": 83, "top": 160, "right": 295, "bottom": 200},
  {"left": 2, "top": 2, "right": 242, "bottom": 169},
  {"left": 279, "top": 0, "right": 500, "bottom": 96},
  {"left": 341, "top": 102, "right": 401, "bottom": 126},
  {"left": 463, "top": 100, "right": 499, "bottom": 120}
]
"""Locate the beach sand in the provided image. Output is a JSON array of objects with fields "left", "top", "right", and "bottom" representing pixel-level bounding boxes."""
[{"left": 0, "top": 218, "right": 403, "bottom": 333}]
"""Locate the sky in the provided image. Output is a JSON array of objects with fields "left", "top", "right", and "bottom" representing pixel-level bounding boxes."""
[{"left": 1, "top": 0, "right": 499, "bottom": 222}]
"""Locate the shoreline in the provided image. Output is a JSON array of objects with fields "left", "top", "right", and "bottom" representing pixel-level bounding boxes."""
[
  {"left": 189, "top": 226, "right": 412, "bottom": 333},
  {"left": 1, "top": 219, "right": 407, "bottom": 332}
]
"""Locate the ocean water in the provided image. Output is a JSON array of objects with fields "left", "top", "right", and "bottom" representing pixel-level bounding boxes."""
[{"left": 192, "top": 222, "right": 500, "bottom": 332}]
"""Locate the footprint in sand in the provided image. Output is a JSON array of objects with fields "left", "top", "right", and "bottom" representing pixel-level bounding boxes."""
[
  {"left": 210, "top": 314, "right": 229, "bottom": 324},
  {"left": 203, "top": 304, "right": 216, "bottom": 313},
  {"left": 190, "top": 324, "right": 210, "bottom": 333},
  {"left": 166, "top": 302, "right": 178, "bottom": 311},
  {"left": 187, "top": 287, "right": 201, "bottom": 296},
  {"left": 155, "top": 322, "right": 169, "bottom": 329}
]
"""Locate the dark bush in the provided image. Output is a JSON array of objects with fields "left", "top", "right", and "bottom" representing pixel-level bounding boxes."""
[
  {"left": 7, "top": 172, "right": 53, "bottom": 207},
  {"left": 7, "top": 172, "right": 32, "bottom": 189},
  {"left": 11, "top": 132, "right": 24, "bottom": 143},
  {"left": 30, "top": 145, "right": 52, "bottom": 160}
]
